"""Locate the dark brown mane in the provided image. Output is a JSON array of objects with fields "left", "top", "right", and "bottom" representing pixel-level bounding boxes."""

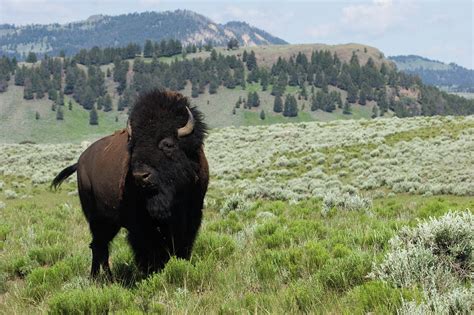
[{"left": 129, "top": 89, "right": 207, "bottom": 153}]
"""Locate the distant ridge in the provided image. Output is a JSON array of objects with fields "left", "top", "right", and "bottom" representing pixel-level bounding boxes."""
[
  {"left": 389, "top": 55, "right": 474, "bottom": 92},
  {"left": 0, "top": 9, "right": 288, "bottom": 59}
]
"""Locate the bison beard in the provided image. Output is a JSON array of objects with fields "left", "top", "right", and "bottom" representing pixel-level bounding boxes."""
[
  {"left": 51, "top": 90, "right": 208, "bottom": 278},
  {"left": 143, "top": 158, "right": 197, "bottom": 220}
]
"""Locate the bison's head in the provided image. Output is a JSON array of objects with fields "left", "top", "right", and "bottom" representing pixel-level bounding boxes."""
[{"left": 127, "top": 90, "right": 206, "bottom": 219}]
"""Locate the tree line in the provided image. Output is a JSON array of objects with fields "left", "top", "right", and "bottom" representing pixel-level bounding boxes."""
[{"left": 1, "top": 42, "right": 473, "bottom": 125}]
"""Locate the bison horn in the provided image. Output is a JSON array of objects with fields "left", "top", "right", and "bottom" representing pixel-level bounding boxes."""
[
  {"left": 177, "top": 107, "right": 194, "bottom": 137},
  {"left": 127, "top": 119, "right": 132, "bottom": 138}
]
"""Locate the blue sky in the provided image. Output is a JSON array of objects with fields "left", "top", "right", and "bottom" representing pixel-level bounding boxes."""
[{"left": 0, "top": 0, "right": 472, "bottom": 68}]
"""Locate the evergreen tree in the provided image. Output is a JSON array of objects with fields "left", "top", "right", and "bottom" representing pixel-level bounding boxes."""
[
  {"left": 253, "top": 92, "right": 260, "bottom": 107},
  {"left": 235, "top": 97, "right": 241, "bottom": 109},
  {"left": 89, "top": 107, "right": 99, "bottom": 125},
  {"left": 22, "top": 81, "right": 33, "bottom": 100},
  {"left": 347, "top": 83, "right": 358, "bottom": 103},
  {"left": 56, "top": 105, "right": 64, "bottom": 120},
  {"left": 376, "top": 88, "right": 388, "bottom": 114},
  {"left": 260, "top": 68, "right": 269, "bottom": 91},
  {"left": 68, "top": 100, "right": 73, "bottom": 110},
  {"left": 103, "top": 94, "right": 112, "bottom": 112},
  {"left": 144, "top": 40, "right": 154, "bottom": 58},
  {"left": 58, "top": 91, "right": 64, "bottom": 106},
  {"left": 260, "top": 109, "right": 266, "bottom": 120},
  {"left": 300, "top": 85, "right": 308, "bottom": 100},
  {"left": 96, "top": 97, "right": 103, "bottom": 110},
  {"left": 117, "top": 96, "right": 125, "bottom": 111},
  {"left": 48, "top": 88, "right": 58, "bottom": 101},
  {"left": 242, "top": 50, "right": 248, "bottom": 62},
  {"left": 359, "top": 85, "right": 368, "bottom": 105},
  {"left": 26, "top": 52, "right": 37, "bottom": 63},
  {"left": 273, "top": 95, "right": 283, "bottom": 113},
  {"left": 246, "top": 51, "right": 257, "bottom": 71},
  {"left": 36, "top": 88, "right": 45, "bottom": 99},
  {"left": 343, "top": 101, "right": 351, "bottom": 115},
  {"left": 227, "top": 38, "right": 239, "bottom": 50},
  {"left": 283, "top": 94, "right": 298, "bottom": 117},
  {"left": 209, "top": 79, "right": 218, "bottom": 94},
  {"left": 371, "top": 105, "right": 379, "bottom": 118},
  {"left": 35, "top": 111, "right": 40, "bottom": 120}
]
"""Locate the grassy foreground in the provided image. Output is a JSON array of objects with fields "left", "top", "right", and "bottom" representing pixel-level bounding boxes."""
[{"left": 0, "top": 115, "right": 473, "bottom": 313}]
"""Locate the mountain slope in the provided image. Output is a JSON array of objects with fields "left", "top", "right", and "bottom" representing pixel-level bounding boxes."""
[
  {"left": 0, "top": 10, "right": 287, "bottom": 59},
  {"left": 389, "top": 55, "right": 474, "bottom": 92}
]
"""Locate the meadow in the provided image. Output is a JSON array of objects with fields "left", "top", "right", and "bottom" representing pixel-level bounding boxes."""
[{"left": 0, "top": 115, "right": 473, "bottom": 313}]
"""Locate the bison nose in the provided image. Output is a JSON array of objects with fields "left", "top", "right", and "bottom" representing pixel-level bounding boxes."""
[{"left": 134, "top": 171, "right": 151, "bottom": 183}]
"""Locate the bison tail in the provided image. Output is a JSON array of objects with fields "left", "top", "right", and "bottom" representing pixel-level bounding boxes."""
[{"left": 51, "top": 163, "right": 78, "bottom": 190}]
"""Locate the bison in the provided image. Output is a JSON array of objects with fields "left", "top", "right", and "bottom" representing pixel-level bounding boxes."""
[{"left": 52, "top": 90, "right": 209, "bottom": 278}]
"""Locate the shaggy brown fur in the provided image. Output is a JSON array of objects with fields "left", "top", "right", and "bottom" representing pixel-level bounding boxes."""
[{"left": 52, "top": 90, "right": 208, "bottom": 278}]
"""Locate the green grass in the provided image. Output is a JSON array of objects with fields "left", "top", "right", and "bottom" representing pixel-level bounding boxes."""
[
  {"left": 0, "top": 86, "right": 127, "bottom": 143},
  {"left": 0, "top": 172, "right": 472, "bottom": 313}
]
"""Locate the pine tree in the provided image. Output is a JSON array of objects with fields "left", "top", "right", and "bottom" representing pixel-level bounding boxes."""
[
  {"left": 283, "top": 94, "right": 298, "bottom": 117},
  {"left": 343, "top": 101, "right": 351, "bottom": 115},
  {"left": 89, "top": 107, "right": 99, "bottom": 125},
  {"left": 96, "top": 97, "right": 103, "bottom": 110},
  {"left": 23, "top": 81, "right": 34, "bottom": 100},
  {"left": 58, "top": 91, "right": 64, "bottom": 106},
  {"left": 246, "top": 51, "right": 257, "bottom": 71},
  {"left": 242, "top": 50, "right": 248, "bottom": 62},
  {"left": 117, "top": 96, "right": 125, "bottom": 111},
  {"left": 359, "top": 85, "right": 367, "bottom": 105},
  {"left": 260, "top": 110, "right": 266, "bottom": 120},
  {"left": 227, "top": 38, "right": 239, "bottom": 50},
  {"left": 56, "top": 105, "right": 64, "bottom": 120},
  {"left": 260, "top": 68, "right": 269, "bottom": 91},
  {"left": 144, "top": 40, "right": 154, "bottom": 58},
  {"left": 371, "top": 105, "right": 379, "bottom": 118},
  {"left": 26, "top": 52, "right": 37, "bottom": 63},
  {"left": 273, "top": 95, "right": 283, "bottom": 113},
  {"left": 209, "top": 79, "right": 218, "bottom": 94},
  {"left": 252, "top": 92, "right": 260, "bottom": 107},
  {"left": 103, "top": 94, "right": 112, "bottom": 112},
  {"left": 347, "top": 83, "right": 358, "bottom": 103},
  {"left": 68, "top": 100, "right": 73, "bottom": 110},
  {"left": 35, "top": 111, "right": 40, "bottom": 120},
  {"left": 48, "top": 88, "right": 58, "bottom": 101}
]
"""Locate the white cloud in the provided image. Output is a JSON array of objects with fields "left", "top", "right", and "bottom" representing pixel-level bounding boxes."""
[{"left": 306, "top": 0, "right": 417, "bottom": 39}]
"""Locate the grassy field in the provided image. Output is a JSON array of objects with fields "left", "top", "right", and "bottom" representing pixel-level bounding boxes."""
[{"left": 1, "top": 115, "right": 473, "bottom": 313}]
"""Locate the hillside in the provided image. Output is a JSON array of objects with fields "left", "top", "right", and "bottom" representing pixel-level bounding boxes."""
[
  {"left": 1, "top": 43, "right": 473, "bottom": 143},
  {"left": 0, "top": 10, "right": 287, "bottom": 59},
  {"left": 389, "top": 55, "right": 474, "bottom": 92},
  {"left": 1, "top": 115, "right": 473, "bottom": 313}
]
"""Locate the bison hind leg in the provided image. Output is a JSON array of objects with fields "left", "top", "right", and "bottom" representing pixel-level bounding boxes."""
[{"left": 89, "top": 219, "right": 120, "bottom": 279}]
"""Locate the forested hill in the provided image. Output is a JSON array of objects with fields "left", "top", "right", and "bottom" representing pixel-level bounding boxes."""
[
  {"left": 0, "top": 10, "right": 287, "bottom": 59},
  {"left": 389, "top": 55, "right": 474, "bottom": 92},
  {"left": 1, "top": 43, "right": 474, "bottom": 143}
]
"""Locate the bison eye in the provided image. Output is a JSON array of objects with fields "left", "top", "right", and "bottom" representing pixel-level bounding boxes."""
[{"left": 158, "top": 138, "right": 177, "bottom": 155}]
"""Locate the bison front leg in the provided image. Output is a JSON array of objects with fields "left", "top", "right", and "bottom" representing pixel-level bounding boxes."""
[{"left": 89, "top": 220, "right": 120, "bottom": 279}]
